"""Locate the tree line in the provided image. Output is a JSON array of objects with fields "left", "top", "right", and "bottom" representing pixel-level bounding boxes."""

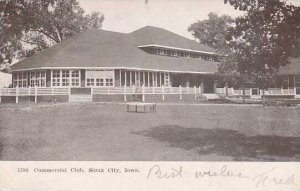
[
  {"left": 188, "top": 0, "right": 300, "bottom": 94},
  {"left": 0, "top": 0, "right": 104, "bottom": 70}
]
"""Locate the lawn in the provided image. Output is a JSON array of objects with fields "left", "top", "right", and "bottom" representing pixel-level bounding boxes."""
[{"left": 0, "top": 103, "right": 300, "bottom": 161}]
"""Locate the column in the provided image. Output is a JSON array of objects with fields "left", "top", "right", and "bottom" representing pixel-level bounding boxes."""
[
  {"left": 152, "top": 72, "right": 154, "bottom": 87},
  {"left": 130, "top": 71, "right": 132, "bottom": 87},
  {"left": 125, "top": 71, "right": 127, "bottom": 87},
  {"left": 143, "top": 71, "right": 145, "bottom": 86},
  {"left": 148, "top": 71, "right": 150, "bottom": 87},
  {"left": 119, "top": 69, "right": 122, "bottom": 87},
  {"left": 159, "top": 72, "right": 162, "bottom": 87}
]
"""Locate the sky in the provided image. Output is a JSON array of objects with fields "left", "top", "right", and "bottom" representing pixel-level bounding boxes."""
[
  {"left": 78, "top": 0, "right": 243, "bottom": 39},
  {"left": 78, "top": 0, "right": 300, "bottom": 39}
]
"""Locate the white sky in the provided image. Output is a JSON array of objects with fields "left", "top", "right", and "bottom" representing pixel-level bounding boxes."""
[{"left": 78, "top": 0, "right": 300, "bottom": 39}]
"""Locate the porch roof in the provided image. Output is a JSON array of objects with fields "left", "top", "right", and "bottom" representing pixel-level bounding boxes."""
[{"left": 10, "top": 27, "right": 219, "bottom": 74}]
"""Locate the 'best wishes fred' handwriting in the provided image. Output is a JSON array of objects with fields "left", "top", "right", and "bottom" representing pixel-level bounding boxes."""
[{"left": 146, "top": 165, "right": 299, "bottom": 188}]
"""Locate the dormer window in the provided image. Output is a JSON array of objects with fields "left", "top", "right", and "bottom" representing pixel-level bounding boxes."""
[
  {"left": 157, "top": 49, "right": 162, "bottom": 55},
  {"left": 171, "top": 51, "right": 178, "bottom": 57},
  {"left": 162, "top": 49, "right": 168, "bottom": 55}
]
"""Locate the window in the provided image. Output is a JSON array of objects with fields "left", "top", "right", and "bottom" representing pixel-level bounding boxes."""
[
  {"left": 164, "top": 73, "right": 170, "bottom": 87},
  {"left": 106, "top": 78, "right": 113, "bottom": 86},
  {"left": 30, "top": 71, "right": 46, "bottom": 87},
  {"left": 13, "top": 72, "right": 28, "bottom": 87},
  {"left": 96, "top": 79, "right": 104, "bottom": 86},
  {"left": 157, "top": 49, "right": 162, "bottom": 55},
  {"left": 87, "top": 78, "right": 94, "bottom": 86},
  {"left": 62, "top": 70, "right": 69, "bottom": 86},
  {"left": 52, "top": 70, "right": 61, "bottom": 86},
  {"left": 71, "top": 70, "right": 80, "bottom": 86}
]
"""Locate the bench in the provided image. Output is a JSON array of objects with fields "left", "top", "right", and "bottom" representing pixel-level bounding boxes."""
[{"left": 126, "top": 102, "right": 156, "bottom": 113}]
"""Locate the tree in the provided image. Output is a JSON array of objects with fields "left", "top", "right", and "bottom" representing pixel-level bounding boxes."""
[
  {"left": 225, "top": 0, "right": 300, "bottom": 91},
  {"left": 0, "top": 0, "right": 105, "bottom": 69},
  {"left": 188, "top": 12, "right": 234, "bottom": 54},
  {"left": 188, "top": 12, "right": 239, "bottom": 97}
]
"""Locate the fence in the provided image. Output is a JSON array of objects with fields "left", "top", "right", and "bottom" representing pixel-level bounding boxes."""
[
  {"left": 0, "top": 85, "right": 202, "bottom": 103},
  {"left": 216, "top": 87, "right": 297, "bottom": 98}
]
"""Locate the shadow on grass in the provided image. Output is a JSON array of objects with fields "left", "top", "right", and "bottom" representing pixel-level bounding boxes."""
[{"left": 135, "top": 125, "right": 300, "bottom": 161}]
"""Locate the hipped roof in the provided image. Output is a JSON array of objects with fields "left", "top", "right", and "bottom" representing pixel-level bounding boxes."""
[{"left": 11, "top": 26, "right": 219, "bottom": 74}]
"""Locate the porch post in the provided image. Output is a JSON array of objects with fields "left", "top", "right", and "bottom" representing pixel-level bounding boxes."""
[
  {"left": 16, "top": 86, "right": 19, "bottom": 104},
  {"left": 119, "top": 69, "right": 122, "bottom": 87},
  {"left": 159, "top": 72, "right": 162, "bottom": 87},
  {"left": 201, "top": 82, "right": 204, "bottom": 94},
  {"left": 142, "top": 84, "right": 145, "bottom": 102},
  {"left": 125, "top": 71, "right": 127, "bottom": 87},
  {"left": 148, "top": 71, "right": 150, "bottom": 87},
  {"left": 34, "top": 86, "right": 37, "bottom": 103},
  {"left": 152, "top": 72, "right": 154, "bottom": 87},
  {"left": 134, "top": 71, "right": 137, "bottom": 86},
  {"left": 130, "top": 71, "right": 132, "bottom": 87},
  {"left": 179, "top": 85, "right": 182, "bottom": 100},
  {"left": 143, "top": 71, "right": 145, "bottom": 86}
]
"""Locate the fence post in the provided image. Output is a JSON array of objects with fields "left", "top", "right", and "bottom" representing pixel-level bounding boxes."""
[
  {"left": 250, "top": 88, "right": 252, "bottom": 97},
  {"left": 28, "top": 86, "right": 31, "bottom": 95},
  {"left": 142, "top": 84, "right": 145, "bottom": 102},
  {"left": 162, "top": 85, "right": 165, "bottom": 101},
  {"left": 152, "top": 85, "right": 155, "bottom": 94},
  {"left": 179, "top": 85, "right": 182, "bottom": 100},
  {"left": 16, "top": 86, "right": 19, "bottom": 104},
  {"left": 186, "top": 86, "right": 188, "bottom": 94},
  {"left": 34, "top": 86, "right": 37, "bottom": 103},
  {"left": 294, "top": 87, "right": 297, "bottom": 95},
  {"left": 194, "top": 86, "right": 197, "bottom": 100},
  {"left": 124, "top": 85, "right": 127, "bottom": 102},
  {"left": 198, "top": 86, "right": 201, "bottom": 95}
]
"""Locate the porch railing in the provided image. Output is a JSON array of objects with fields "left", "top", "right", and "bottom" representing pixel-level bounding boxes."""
[
  {"left": 216, "top": 87, "right": 297, "bottom": 98},
  {"left": 0, "top": 85, "right": 202, "bottom": 96}
]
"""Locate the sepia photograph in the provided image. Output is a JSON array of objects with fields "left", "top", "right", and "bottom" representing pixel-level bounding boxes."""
[{"left": 0, "top": 0, "right": 300, "bottom": 163}]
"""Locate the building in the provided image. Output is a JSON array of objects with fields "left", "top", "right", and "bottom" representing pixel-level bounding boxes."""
[
  {"left": 2, "top": 26, "right": 299, "bottom": 103},
  {"left": 10, "top": 26, "right": 219, "bottom": 93}
]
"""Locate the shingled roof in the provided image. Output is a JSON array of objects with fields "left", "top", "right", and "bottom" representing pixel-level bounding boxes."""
[
  {"left": 11, "top": 26, "right": 219, "bottom": 74},
  {"left": 130, "top": 26, "right": 215, "bottom": 53}
]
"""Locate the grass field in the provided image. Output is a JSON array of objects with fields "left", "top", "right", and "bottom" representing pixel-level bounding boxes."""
[{"left": 0, "top": 103, "right": 300, "bottom": 161}]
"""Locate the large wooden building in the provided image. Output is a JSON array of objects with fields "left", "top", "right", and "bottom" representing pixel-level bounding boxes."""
[
  {"left": 10, "top": 26, "right": 219, "bottom": 93},
  {"left": 3, "top": 26, "right": 300, "bottom": 102}
]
